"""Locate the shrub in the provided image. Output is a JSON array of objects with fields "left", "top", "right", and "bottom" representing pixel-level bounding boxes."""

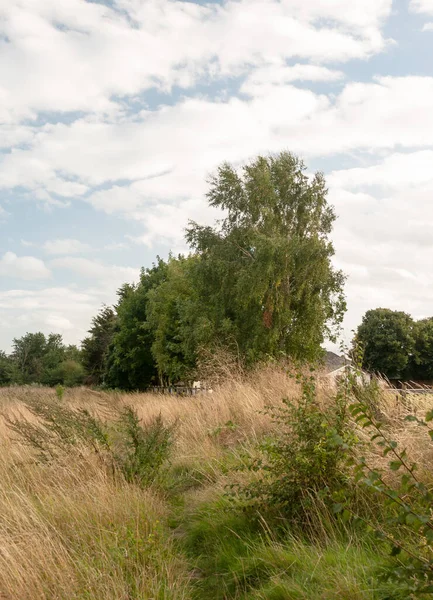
[
  {"left": 55, "top": 360, "right": 86, "bottom": 386},
  {"left": 115, "top": 408, "right": 175, "bottom": 486},
  {"left": 5, "top": 397, "right": 174, "bottom": 487},
  {"left": 236, "top": 373, "right": 354, "bottom": 522},
  {"left": 341, "top": 375, "right": 433, "bottom": 597}
]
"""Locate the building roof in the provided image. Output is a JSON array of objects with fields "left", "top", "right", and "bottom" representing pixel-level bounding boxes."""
[{"left": 323, "top": 351, "right": 347, "bottom": 373}]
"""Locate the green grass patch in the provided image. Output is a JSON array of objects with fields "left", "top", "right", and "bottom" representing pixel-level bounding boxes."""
[{"left": 179, "top": 494, "right": 402, "bottom": 600}]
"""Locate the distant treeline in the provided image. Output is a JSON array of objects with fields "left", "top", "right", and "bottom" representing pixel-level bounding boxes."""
[
  {"left": 1, "top": 152, "right": 347, "bottom": 388},
  {"left": 0, "top": 333, "right": 84, "bottom": 387}
]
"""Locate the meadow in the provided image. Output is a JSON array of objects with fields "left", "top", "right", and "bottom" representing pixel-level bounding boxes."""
[{"left": 0, "top": 368, "right": 432, "bottom": 599}]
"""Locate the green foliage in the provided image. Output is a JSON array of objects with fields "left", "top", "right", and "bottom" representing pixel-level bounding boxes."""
[
  {"left": 81, "top": 305, "right": 116, "bottom": 385},
  {"left": 116, "top": 408, "right": 175, "bottom": 486},
  {"left": 146, "top": 255, "right": 200, "bottom": 383},
  {"left": 355, "top": 308, "right": 415, "bottom": 379},
  {"left": 237, "top": 374, "right": 353, "bottom": 520},
  {"left": 0, "top": 350, "right": 15, "bottom": 385},
  {"left": 105, "top": 259, "right": 167, "bottom": 389},
  {"left": 186, "top": 151, "right": 346, "bottom": 366},
  {"left": 5, "top": 332, "right": 84, "bottom": 387},
  {"left": 99, "top": 151, "right": 347, "bottom": 386},
  {"left": 56, "top": 384, "right": 65, "bottom": 400},
  {"left": 12, "top": 331, "right": 50, "bottom": 383},
  {"left": 345, "top": 385, "right": 433, "bottom": 596},
  {"left": 413, "top": 317, "right": 433, "bottom": 380},
  {"left": 52, "top": 360, "right": 85, "bottom": 387}
]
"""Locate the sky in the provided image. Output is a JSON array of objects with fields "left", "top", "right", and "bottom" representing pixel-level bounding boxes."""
[{"left": 1, "top": 0, "right": 433, "bottom": 352}]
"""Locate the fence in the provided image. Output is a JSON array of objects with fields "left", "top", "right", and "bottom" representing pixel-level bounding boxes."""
[{"left": 143, "top": 386, "right": 211, "bottom": 396}]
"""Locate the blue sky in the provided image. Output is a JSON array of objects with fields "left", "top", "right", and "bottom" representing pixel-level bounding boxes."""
[{"left": 1, "top": 0, "right": 433, "bottom": 351}]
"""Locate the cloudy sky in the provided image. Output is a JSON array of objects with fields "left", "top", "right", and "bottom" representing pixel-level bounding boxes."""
[{"left": 0, "top": 0, "right": 432, "bottom": 351}]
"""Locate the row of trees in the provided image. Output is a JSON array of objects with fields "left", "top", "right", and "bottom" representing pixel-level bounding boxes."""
[
  {"left": 81, "top": 152, "right": 346, "bottom": 388},
  {"left": 356, "top": 308, "right": 433, "bottom": 381},
  {"left": 0, "top": 152, "right": 347, "bottom": 388},
  {"left": 3, "top": 154, "right": 432, "bottom": 388},
  {"left": 0, "top": 333, "right": 84, "bottom": 386}
]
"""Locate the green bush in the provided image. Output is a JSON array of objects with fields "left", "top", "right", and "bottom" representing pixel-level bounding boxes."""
[
  {"left": 341, "top": 374, "right": 433, "bottom": 598},
  {"left": 55, "top": 360, "right": 85, "bottom": 386},
  {"left": 115, "top": 408, "right": 175, "bottom": 486},
  {"left": 236, "top": 373, "right": 354, "bottom": 522}
]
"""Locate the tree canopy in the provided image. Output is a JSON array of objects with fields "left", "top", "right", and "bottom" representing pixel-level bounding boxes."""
[
  {"left": 185, "top": 152, "right": 346, "bottom": 365},
  {"left": 3, "top": 332, "right": 84, "bottom": 386},
  {"left": 355, "top": 308, "right": 415, "bottom": 379}
]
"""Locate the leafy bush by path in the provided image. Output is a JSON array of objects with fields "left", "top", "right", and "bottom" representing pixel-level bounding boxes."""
[
  {"left": 235, "top": 373, "right": 355, "bottom": 523},
  {"left": 336, "top": 373, "right": 433, "bottom": 598}
]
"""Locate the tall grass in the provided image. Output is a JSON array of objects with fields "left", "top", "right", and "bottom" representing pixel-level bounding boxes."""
[{"left": 0, "top": 371, "right": 432, "bottom": 599}]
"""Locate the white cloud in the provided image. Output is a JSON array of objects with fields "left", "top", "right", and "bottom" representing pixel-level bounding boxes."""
[
  {"left": 0, "top": 287, "right": 110, "bottom": 350},
  {"left": 326, "top": 151, "right": 433, "bottom": 337},
  {"left": 129, "top": 196, "right": 223, "bottom": 249},
  {"left": 0, "top": 252, "right": 51, "bottom": 280},
  {"left": 50, "top": 256, "right": 139, "bottom": 287},
  {"left": 410, "top": 0, "right": 433, "bottom": 15},
  {"left": 328, "top": 151, "right": 433, "bottom": 190},
  {"left": 0, "top": 0, "right": 391, "bottom": 125},
  {"left": 241, "top": 64, "right": 344, "bottom": 97},
  {"left": 44, "top": 314, "right": 74, "bottom": 331},
  {"left": 43, "top": 238, "right": 91, "bottom": 255},
  {"left": 0, "top": 153, "right": 88, "bottom": 199},
  {"left": 4, "top": 75, "right": 433, "bottom": 209}
]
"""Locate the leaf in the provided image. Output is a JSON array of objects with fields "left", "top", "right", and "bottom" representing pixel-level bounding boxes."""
[
  {"left": 350, "top": 406, "right": 364, "bottom": 417},
  {"left": 342, "top": 509, "right": 351, "bottom": 523},
  {"left": 405, "top": 513, "right": 419, "bottom": 527},
  {"left": 390, "top": 460, "right": 402, "bottom": 471},
  {"left": 390, "top": 545, "right": 402, "bottom": 556}
]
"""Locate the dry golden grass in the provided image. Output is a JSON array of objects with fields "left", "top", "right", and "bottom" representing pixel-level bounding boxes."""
[
  {"left": 0, "top": 437, "right": 190, "bottom": 599},
  {"left": 0, "top": 368, "right": 298, "bottom": 600},
  {"left": 0, "top": 370, "right": 432, "bottom": 599}
]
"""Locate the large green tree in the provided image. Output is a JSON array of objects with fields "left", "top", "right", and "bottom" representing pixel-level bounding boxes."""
[
  {"left": 185, "top": 151, "right": 346, "bottom": 365},
  {"left": 12, "top": 332, "right": 49, "bottom": 383},
  {"left": 355, "top": 308, "right": 415, "bottom": 379},
  {"left": 81, "top": 151, "right": 346, "bottom": 386}
]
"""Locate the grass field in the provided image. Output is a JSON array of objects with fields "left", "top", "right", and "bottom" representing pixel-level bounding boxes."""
[{"left": 0, "top": 370, "right": 432, "bottom": 599}]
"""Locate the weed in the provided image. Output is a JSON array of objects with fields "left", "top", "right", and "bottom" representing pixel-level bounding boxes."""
[{"left": 116, "top": 408, "right": 176, "bottom": 486}]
